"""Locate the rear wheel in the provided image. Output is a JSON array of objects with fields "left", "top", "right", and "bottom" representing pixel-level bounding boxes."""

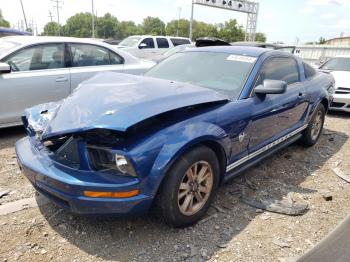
[
  {"left": 158, "top": 146, "right": 220, "bottom": 227},
  {"left": 301, "top": 103, "right": 325, "bottom": 146}
]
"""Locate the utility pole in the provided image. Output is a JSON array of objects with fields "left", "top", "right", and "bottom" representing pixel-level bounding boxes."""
[
  {"left": 19, "top": 0, "right": 28, "bottom": 31},
  {"left": 176, "top": 7, "right": 182, "bottom": 37},
  {"left": 48, "top": 11, "right": 54, "bottom": 23},
  {"left": 189, "top": 0, "right": 194, "bottom": 41},
  {"left": 91, "top": 0, "right": 95, "bottom": 38},
  {"left": 51, "top": 0, "right": 63, "bottom": 36}
]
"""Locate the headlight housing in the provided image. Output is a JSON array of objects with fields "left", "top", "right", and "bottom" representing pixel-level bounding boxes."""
[{"left": 87, "top": 146, "right": 137, "bottom": 177}]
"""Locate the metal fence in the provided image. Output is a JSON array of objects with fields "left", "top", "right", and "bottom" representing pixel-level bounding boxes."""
[{"left": 294, "top": 45, "right": 350, "bottom": 65}]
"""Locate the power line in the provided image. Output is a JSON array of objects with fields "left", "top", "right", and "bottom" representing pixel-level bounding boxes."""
[{"left": 51, "top": 0, "right": 63, "bottom": 36}]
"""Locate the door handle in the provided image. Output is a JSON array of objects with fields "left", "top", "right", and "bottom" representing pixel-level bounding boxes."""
[{"left": 55, "top": 77, "right": 68, "bottom": 83}]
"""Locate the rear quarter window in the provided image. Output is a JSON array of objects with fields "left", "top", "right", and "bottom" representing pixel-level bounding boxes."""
[{"left": 303, "top": 62, "right": 316, "bottom": 79}]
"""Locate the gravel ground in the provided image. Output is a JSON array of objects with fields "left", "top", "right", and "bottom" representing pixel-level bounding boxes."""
[{"left": 0, "top": 112, "right": 349, "bottom": 262}]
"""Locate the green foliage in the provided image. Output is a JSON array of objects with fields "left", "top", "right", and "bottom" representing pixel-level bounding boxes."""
[
  {"left": 319, "top": 37, "right": 326, "bottom": 44},
  {"left": 117, "top": 21, "right": 143, "bottom": 39},
  {"left": 40, "top": 11, "right": 267, "bottom": 43},
  {"left": 255, "top": 32, "right": 266, "bottom": 43},
  {"left": 42, "top": 22, "right": 61, "bottom": 36},
  {"left": 0, "top": 9, "right": 10, "bottom": 28},
  {"left": 166, "top": 19, "right": 189, "bottom": 37},
  {"left": 217, "top": 19, "right": 244, "bottom": 42},
  {"left": 64, "top": 12, "right": 93, "bottom": 37},
  {"left": 142, "top": 16, "right": 165, "bottom": 35},
  {"left": 96, "top": 13, "right": 118, "bottom": 39}
]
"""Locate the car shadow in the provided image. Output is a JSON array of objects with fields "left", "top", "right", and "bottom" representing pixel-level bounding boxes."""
[
  {"left": 36, "top": 126, "right": 348, "bottom": 262},
  {"left": 0, "top": 126, "right": 26, "bottom": 151}
]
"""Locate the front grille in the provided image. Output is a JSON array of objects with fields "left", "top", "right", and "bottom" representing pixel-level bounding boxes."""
[
  {"left": 331, "top": 102, "right": 346, "bottom": 108},
  {"left": 335, "top": 87, "right": 350, "bottom": 94},
  {"left": 45, "top": 136, "right": 81, "bottom": 169}
]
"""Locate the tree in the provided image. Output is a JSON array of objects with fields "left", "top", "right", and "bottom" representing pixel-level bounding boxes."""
[
  {"left": 64, "top": 12, "right": 93, "bottom": 37},
  {"left": 142, "top": 16, "right": 165, "bottom": 35},
  {"left": 96, "top": 13, "right": 118, "bottom": 39},
  {"left": 318, "top": 37, "right": 326, "bottom": 44},
  {"left": 255, "top": 32, "right": 266, "bottom": 42},
  {"left": 117, "top": 21, "right": 143, "bottom": 39},
  {"left": 42, "top": 22, "right": 61, "bottom": 36},
  {"left": 192, "top": 20, "right": 218, "bottom": 40},
  {"left": 166, "top": 19, "right": 189, "bottom": 37},
  {"left": 217, "top": 19, "right": 244, "bottom": 43},
  {"left": 0, "top": 9, "right": 10, "bottom": 28}
]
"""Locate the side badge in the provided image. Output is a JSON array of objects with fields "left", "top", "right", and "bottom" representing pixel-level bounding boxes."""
[{"left": 239, "top": 132, "right": 246, "bottom": 143}]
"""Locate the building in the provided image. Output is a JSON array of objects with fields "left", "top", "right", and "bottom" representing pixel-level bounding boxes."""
[{"left": 325, "top": 36, "right": 350, "bottom": 46}]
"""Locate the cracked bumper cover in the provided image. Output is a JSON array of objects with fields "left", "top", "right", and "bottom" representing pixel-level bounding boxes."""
[{"left": 15, "top": 137, "right": 153, "bottom": 216}]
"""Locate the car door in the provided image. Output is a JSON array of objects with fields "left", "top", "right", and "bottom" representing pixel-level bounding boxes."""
[
  {"left": 155, "top": 37, "right": 170, "bottom": 54},
  {"left": 247, "top": 56, "right": 309, "bottom": 152},
  {"left": 0, "top": 43, "right": 70, "bottom": 126},
  {"left": 68, "top": 43, "right": 124, "bottom": 90},
  {"left": 136, "top": 37, "right": 157, "bottom": 59}
]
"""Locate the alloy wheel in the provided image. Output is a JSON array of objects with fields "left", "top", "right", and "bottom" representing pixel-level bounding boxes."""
[
  {"left": 177, "top": 161, "right": 213, "bottom": 216},
  {"left": 311, "top": 110, "right": 323, "bottom": 141}
]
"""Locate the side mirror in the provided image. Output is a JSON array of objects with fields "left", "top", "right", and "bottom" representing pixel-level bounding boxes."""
[
  {"left": 255, "top": 79, "right": 287, "bottom": 95},
  {"left": 0, "top": 62, "right": 11, "bottom": 74},
  {"left": 139, "top": 43, "right": 148, "bottom": 49}
]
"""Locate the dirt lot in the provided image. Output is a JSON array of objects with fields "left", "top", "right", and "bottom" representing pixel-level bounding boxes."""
[{"left": 0, "top": 112, "right": 349, "bottom": 262}]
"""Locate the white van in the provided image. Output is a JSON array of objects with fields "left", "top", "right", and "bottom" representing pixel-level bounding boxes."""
[{"left": 117, "top": 35, "right": 191, "bottom": 59}]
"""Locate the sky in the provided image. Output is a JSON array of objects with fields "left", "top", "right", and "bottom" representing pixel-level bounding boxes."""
[{"left": 0, "top": 0, "right": 349, "bottom": 44}]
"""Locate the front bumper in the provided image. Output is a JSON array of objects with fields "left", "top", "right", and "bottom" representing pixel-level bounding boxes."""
[
  {"left": 330, "top": 93, "right": 350, "bottom": 113},
  {"left": 15, "top": 137, "right": 153, "bottom": 216}
]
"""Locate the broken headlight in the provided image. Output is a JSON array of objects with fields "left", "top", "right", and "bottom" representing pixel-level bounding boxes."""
[{"left": 87, "top": 146, "right": 137, "bottom": 177}]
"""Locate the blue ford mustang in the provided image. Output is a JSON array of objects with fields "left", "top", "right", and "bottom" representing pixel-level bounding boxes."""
[{"left": 16, "top": 46, "right": 334, "bottom": 227}]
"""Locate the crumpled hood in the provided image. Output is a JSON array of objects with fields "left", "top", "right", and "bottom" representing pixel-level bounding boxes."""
[
  {"left": 330, "top": 71, "right": 350, "bottom": 88},
  {"left": 37, "top": 72, "right": 229, "bottom": 139}
]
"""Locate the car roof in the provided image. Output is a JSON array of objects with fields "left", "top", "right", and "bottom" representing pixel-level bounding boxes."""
[
  {"left": 126, "top": 35, "right": 190, "bottom": 40},
  {"left": 1, "top": 36, "right": 110, "bottom": 46},
  {"left": 183, "top": 46, "right": 271, "bottom": 57}
]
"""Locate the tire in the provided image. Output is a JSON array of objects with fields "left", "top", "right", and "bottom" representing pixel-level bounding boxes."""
[
  {"left": 157, "top": 146, "right": 220, "bottom": 227},
  {"left": 301, "top": 103, "right": 325, "bottom": 147}
]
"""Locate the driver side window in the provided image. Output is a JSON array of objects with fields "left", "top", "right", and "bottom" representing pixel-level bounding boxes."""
[
  {"left": 140, "top": 38, "right": 155, "bottom": 49},
  {"left": 5, "top": 44, "right": 65, "bottom": 72},
  {"left": 255, "top": 57, "right": 300, "bottom": 87}
]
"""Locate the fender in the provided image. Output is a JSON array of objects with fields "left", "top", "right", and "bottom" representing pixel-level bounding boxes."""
[{"left": 146, "top": 121, "right": 231, "bottom": 196}]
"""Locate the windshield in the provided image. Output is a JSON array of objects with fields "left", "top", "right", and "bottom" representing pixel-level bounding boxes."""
[
  {"left": 145, "top": 51, "right": 256, "bottom": 98},
  {"left": 320, "top": 57, "right": 350, "bottom": 71},
  {"left": 119, "top": 36, "right": 141, "bottom": 47},
  {"left": 0, "top": 39, "right": 20, "bottom": 57}
]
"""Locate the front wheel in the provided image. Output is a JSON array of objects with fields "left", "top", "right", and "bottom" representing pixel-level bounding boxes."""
[
  {"left": 301, "top": 103, "right": 325, "bottom": 147},
  {"left": 158, "top": 146, "right": 220, "bottom": 227}
]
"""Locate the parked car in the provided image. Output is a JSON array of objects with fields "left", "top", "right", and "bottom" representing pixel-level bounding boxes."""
[
  {"left": 117, "top": 35, "right": 191, "bottom": 59},
  {"left": 16, "top": 46, "right": 333, "bottom": 227},
  {"left": 319, "top": 55, "right": 350, "bottom": 112},
  {"left": 151, "top": 38, "right": 230, "bottom": 63},
  {"left": 0, "top": 36, "right": 155, "bottom": 128},
  {"left": 0, "top": 27, "right": 32, "bottom": 37}
]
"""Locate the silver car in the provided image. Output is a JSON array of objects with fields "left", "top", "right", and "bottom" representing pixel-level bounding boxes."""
[
  {"left": 0, "top": 36, "right": 155, "bottom": 128},
  {"left": 319, "top": 55, "right": 350, "bottom": 113}
]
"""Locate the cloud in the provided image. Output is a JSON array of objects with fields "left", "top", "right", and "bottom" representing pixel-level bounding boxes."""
[
  {"left": 320, "top": 13, "right": 337, "bottom": 19},
  {"left": 327, "top": 19, "right": 350, "bottom": 28},
  {"left": 307, "top": 0, "right": 350, "bottom": 6}
]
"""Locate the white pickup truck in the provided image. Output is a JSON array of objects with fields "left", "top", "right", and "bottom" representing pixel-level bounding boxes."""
[{"left": 117, "top": 35, "right": 191, "bottom": 60}]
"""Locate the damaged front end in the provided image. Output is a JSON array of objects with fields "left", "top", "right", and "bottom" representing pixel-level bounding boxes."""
[{"left": 23, "top": 102, "right": 61, "bottom": 139}]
